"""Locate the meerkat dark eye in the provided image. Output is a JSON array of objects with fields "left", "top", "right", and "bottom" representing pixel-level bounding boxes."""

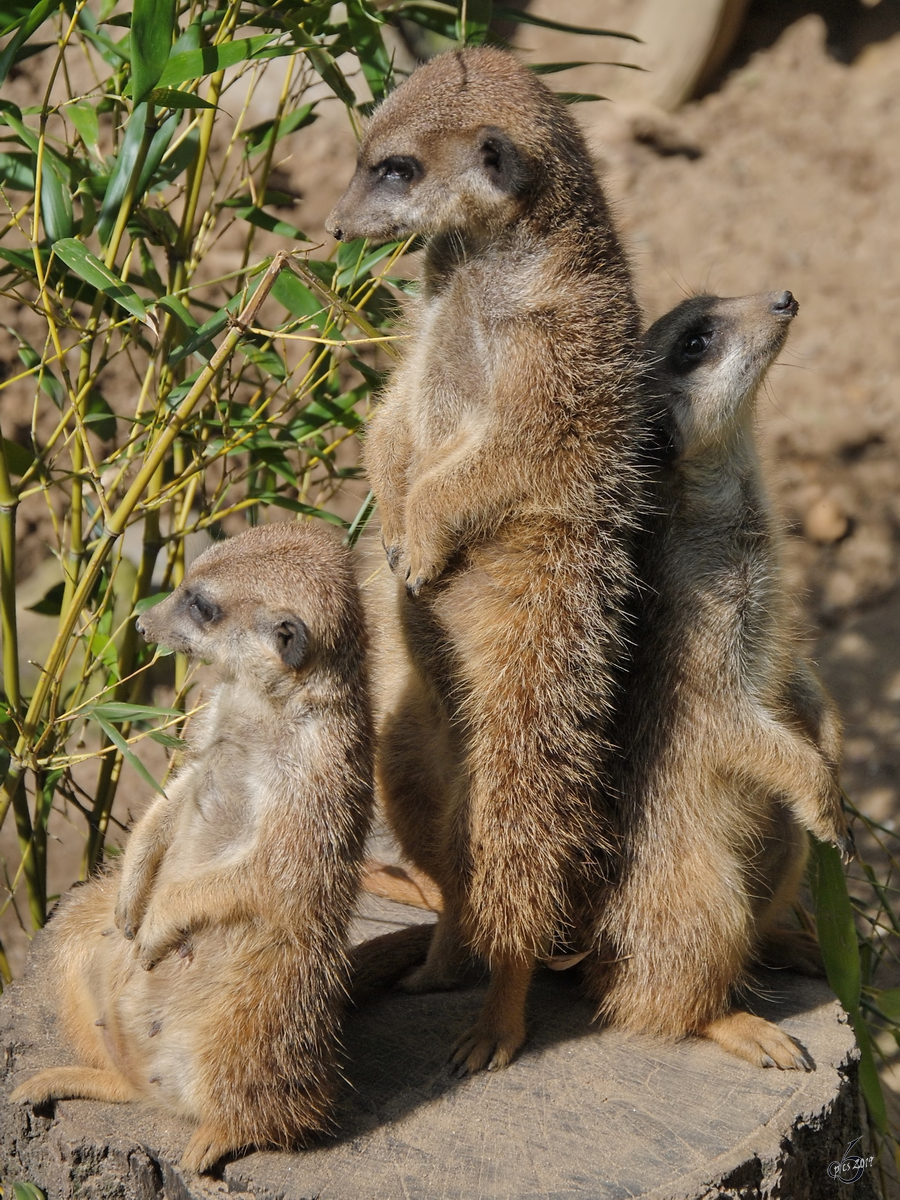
[
  {"left": 374, "top": 155, "right": 422, "bottom": 185},
  {"left": 187, "top": 593, "right": 221, "bottom": 626},
  {"left": 682, "top": 332, "right": 711, "bottom": 357},
  {"left": 671, "top": 327, "right": 713, "bottom": 372}
]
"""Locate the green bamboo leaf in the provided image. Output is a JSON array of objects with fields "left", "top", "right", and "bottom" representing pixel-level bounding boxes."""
[
  {"left": 171, "top": 19, "right": 200, "bottom": 56},
  {"left": 0, "top": 150, "right": 35, "bottom": 190},
  {"left": 169, "top": 304, "right": 229, "bottom": 364},
  {"left": 88, "top": 701, "right": 182, "bottom": 721},
  {"left": 346, "top": 0, "right": 393, "bottom": 100},
  {"left": 1, "top": 4, "right": 35, "bottom": 36},
  {"left": 384, "top": 1, "right": 456, "bottom": 41},
  {"left": 529, "top": 62, "right": 594, "bottom": 75},
  {"left": 456, "top": 0, "right": 491, "bottom": 45},
  {"left": 95, "top": 717, "right": 165, "bottom": 795},
  {"left": 89, "top": 632, "right": 120, "bottom": 680},
  {"left": 135, "top": 238, "right": 163, "bottom": 294},
  {"left": 242, "top": 103, "right": 317, "bottom": 158},
  {"left": 77, "top": 7, "right": 130, "bottom": 65},
  {"left": 131, "top": 0, "right": 176, "bottom": 106},
  {"left": 146, "top": 122, "right": 197, "bottom": 190},
  {"left": 345, "top": 489, "right": 376, "bottom": 548},
  {"left": 40, "top": 160, "right": 75, "bottom": 242},
  {"left": 1, "top": 437, "right": 35, "bottom": 478},
  {"left": 134, "top": 592, "right": 168, "bottom": 614},
  {"left": 335, "top": 238, "right": 406, "bottom": 288},
  {"left": 86, "top": 389, "right": 117, "bottom": 440},
  {"left": 253, "top": 495, "right": 348, "bottom": 527},
  {"left": 873, "top": 987, "right": 900, "bottom": 1022},
  {"left": 491, "top": 6, "right": 641, "bottom": 40},
  {"left": 286, "top": 24, "right": 357, "bottom": 107},
  {"left": 0, "top": 0, "right": 59, "bottom": 88},
  {"left": 157, "top": 35, "right": 283, "bottom": 89},
  {"left": 156, "top": 293, "right": 198, "bottom": 331},
  {"left": 66, "top": 101, "right": 99, "bottom": 150},
  {"left": 529, "top": 61, "right": 645, "bottom": 75},
  {"left": 556, "top": 93, "right": 606, "bottom": 105},
  {"left": 149, "top": 730, "right": 186, "bottom": 749},
  {"left": 0, "top": 246, "right": 42, "bottom": 275},
  {"left": 150, "top": 87, "right": 217, "bottom": 110},
  {"left": 26, "top": 581, "right": 64, "bottom": 615},
  {"left": 810, "top": 839, "right": 860, "bottom": 1013},
  {"left": 239, "top": 342, "right": 287, "bottom": 380},
  {"left": 0, "top": 101, "right": 70, "bottom": 181},
  {"left": 13, "top": 1182, "right": 47, "bottom": 1200},
  {"left": 10, "top": 331, "right": 66, "bottom": 407},
  {"left": 809, "top": 838, "right": 887, "bottom": 1132},
  {"left": 233, "top": 205, "right": 308, "bottom": 242},
  {"left": 52, "top": 238, "right": 148, "bottom": 321},
  {"left": 271, "top": 271, "right": 323, "bottom": 320},
  {"left": 97, "top": 105, "right": 179, "bottom": 247}
]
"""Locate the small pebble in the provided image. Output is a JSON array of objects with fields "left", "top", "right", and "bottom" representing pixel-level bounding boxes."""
[{"left": 803, "top": 497, "right": 849, "bottom": 544}]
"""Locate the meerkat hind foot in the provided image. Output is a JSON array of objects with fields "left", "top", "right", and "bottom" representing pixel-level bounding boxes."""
[
  {"left": 181, "top": 1123, "right": 239, "bottom": 1175},
  {"left": 703, "top": 1010, "right": 813, "bottom": 1071},
  {"left": 10, "top": 1066, "right": 138, "bottom": 1106},
  {"left": 756, "top": 927, "right": 825, "bottom": 977}
]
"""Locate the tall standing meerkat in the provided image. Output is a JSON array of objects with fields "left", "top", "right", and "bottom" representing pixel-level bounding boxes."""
[
  {"left": 583, "top": 291, "right": 849, "bottom": 1068},
  {"left": 327, "top": 47, "right": 645, "bottom": 1074},
  {"left": 11, "top": 523, "right": 374, "bottom": 1173}
]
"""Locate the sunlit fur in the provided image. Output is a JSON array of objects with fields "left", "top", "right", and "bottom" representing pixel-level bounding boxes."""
[
  {"left": 583, "top": 292, "right": 848, "bottom": 1069},
  {"left": 10, "top": 524, "right": 374, "bottom": 1172},
  {"left": 328, "top": 47, "right": 646, "bottom": 1074}
]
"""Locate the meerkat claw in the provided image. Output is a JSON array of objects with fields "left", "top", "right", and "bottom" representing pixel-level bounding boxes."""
[{"left": 838, "top": 830, "right": 856, "bottom": 863}]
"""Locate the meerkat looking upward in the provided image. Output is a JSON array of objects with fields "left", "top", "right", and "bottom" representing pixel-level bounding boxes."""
[
  {"left": 583, "top": 291, "right": 849, "bottom": 1069},
  {"left": 327, "top": 47, "right": 645, "bottom": 1074},
  {"left": 11, "top": 523, "right": 374, "bottom": 1173}
]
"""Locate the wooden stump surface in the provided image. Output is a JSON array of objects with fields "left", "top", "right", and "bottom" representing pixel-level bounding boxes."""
[{"left": 0, "top": 882, "right": 877, "bottom": 1200}]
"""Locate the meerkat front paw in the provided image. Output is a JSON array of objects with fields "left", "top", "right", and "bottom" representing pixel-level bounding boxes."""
[
  {"left": 404, "top": 547, "right": 446, "bottom": 597},
  {"left": 449, "top": 1011, "right": 526, "bottom": 1076},
  {"left": 115, "top": 893, "right": 147, "bottom": 942},
  {"left": 134, "top": 911, "right": 188, "bottom": 970}
]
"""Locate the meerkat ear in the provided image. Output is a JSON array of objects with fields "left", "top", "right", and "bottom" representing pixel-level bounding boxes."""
[
  {"left": 477, "top": 127, "right": 530, "bottom": 195},
  {"left": 271, "top": 614, "right": 309, "bottom": 669}
]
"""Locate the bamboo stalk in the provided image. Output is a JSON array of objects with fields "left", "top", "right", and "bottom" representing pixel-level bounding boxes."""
[{"left": 0, "top": 428, "right": 21, "bottom": 718}]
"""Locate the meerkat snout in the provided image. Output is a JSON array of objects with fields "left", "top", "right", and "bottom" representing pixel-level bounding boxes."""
[{"left": 772, "top": 290, "right": 798, "bottom": 317}]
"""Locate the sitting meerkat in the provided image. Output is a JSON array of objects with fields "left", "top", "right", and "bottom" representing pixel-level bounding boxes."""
[
  {"left": 11, "top": 522, "right": 374, "bottom": 1173},
  {"left": 327, "top": 47, "right": 645, "bottom": 1073},
  {"left": 583, "top": 290, "right": 849, "bottom": 1069}
]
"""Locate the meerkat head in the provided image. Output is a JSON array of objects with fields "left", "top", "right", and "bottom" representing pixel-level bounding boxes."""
[
  {"left": 645, "top": 291, "right": 798, "bottom": 458},
  {"left": 326, "top": 48, "right": 574, "bottom": 243},
  {"left": 135, "top": 523, "right": 362, "bottom": 690}
]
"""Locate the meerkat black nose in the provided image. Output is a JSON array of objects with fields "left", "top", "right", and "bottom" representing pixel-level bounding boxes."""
[{"left": 772, "top": 290, "right": 798, "bottom": 317}]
